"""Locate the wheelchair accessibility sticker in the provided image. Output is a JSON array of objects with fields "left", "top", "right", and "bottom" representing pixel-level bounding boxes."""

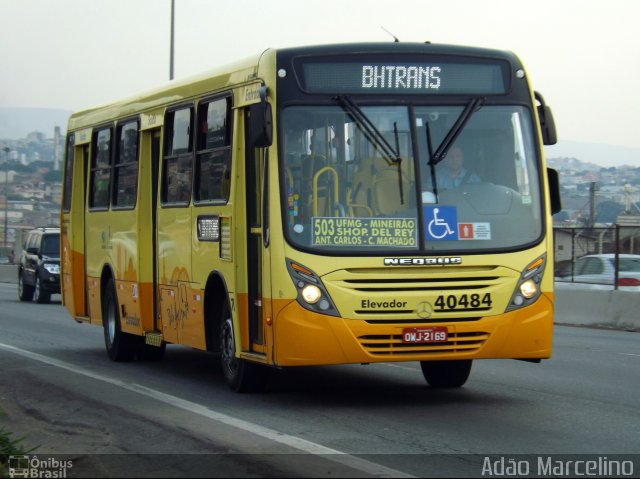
[
  {"left": 423, "top": 206, "right": 492, "bottom": 241},
  {"left": 424, "top": 206, "right": 458, "bottom": 241}
]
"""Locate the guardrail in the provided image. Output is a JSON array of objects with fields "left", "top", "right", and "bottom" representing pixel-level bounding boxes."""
[
  {"left": 0, "top": 264, "right": 17, "bottom": 283},
  {"left": 554, "top": 283, "right": 638, "bottom": 331},
  {"left": 1, "top": 264, "right": 636, "bottom": 331}
]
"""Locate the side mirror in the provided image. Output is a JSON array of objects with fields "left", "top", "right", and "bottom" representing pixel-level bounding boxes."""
[
  {"left": 248, "top": 87, "right": 273, "bottom": 148},
  {"left": 535, "top": 92, "right": 558, "bottom": 146},
  {"left": 547, "top": 167, "right": 562, "bottom": 215}
]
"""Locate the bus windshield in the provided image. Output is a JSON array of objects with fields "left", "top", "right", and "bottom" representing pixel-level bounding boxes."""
[{"left": 281, "top": 103, "right": 542, "bottom": 253}]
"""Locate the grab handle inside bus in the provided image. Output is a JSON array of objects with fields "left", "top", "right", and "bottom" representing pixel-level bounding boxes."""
[{"left": 248, "top": 86, "right": 273, "bottom": 148}]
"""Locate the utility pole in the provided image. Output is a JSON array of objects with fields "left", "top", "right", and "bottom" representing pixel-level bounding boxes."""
[
  {"left": 170, "top": 0, "right": 175, "bottom": 80},
  {"left": 3, "top": 146, "right": 9, "bottom": 250},
  {"left": 588, "top": 181, "right": 598, "bottom": 227},
  {"left": 54, "top": 126, "right": 61, "bottom": 171}
]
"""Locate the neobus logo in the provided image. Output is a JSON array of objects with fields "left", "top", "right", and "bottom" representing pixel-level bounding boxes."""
[{"left": 384, "top": 257, "right": 462, "bottom": 266}]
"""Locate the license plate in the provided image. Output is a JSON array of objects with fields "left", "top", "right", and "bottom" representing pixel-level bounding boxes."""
[{"left": 402, "top": 327, "right": 448, "bottom": 344}]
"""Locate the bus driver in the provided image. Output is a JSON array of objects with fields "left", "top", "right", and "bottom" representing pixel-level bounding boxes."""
[{"left": 437, "top": 146, "right": 480, "bottom": 190}]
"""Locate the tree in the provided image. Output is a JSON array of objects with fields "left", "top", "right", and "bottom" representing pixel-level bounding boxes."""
[
  {"left": 596, "top": 200, "right": 625, "bottom": 224},
  {"left": 43, "top": 170, "right": 62, "bottom": 182}
]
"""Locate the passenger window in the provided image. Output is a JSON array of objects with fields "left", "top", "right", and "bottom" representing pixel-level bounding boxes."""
[
  {"left": 195, "top": 97, "right": 232, "bottom": 203},
  {"left": 24, "top": 234, "right": 34, "bottom": 250},
  {"left": 62, "top": 134, "right": 75, "bottom": 213},
  {"left": 162, "top": 107, "right": 193, "bottom": 205},
  {"left": 30, "top": 234, "right": 40, "bottom": 252},
  {"left": 89, "top": 128, "right": 112, "bottom": 209},
  {"left": 113, "top": 121, "right": 139, "bottom": 208},
  {"left": 41, "top": 235, "right": 60, "bottom": 256},
  {"left": 584, "top": 258, "right": 603, "bottom": 275}
]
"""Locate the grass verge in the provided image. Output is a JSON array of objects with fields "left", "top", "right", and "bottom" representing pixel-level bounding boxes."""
[{"left": 0, "top": 409, "right": 32, "bottom": 478}]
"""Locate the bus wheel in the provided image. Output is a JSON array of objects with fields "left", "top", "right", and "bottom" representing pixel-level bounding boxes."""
[
  {"left": 220, "top": 316, "right": 267, "bottom": 393},
  {"left": 420, "top": 360, "right": 472, "bottom": 388},
  {"left": 102, "top": 278, "right": 138, "bottom": 362}
]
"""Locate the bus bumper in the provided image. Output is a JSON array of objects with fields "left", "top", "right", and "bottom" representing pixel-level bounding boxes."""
[{"left": 273, "top": 293, "right": 553, "bottom": 366}]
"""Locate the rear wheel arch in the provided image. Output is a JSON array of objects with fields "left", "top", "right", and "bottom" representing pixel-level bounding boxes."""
[
  {"left": 203, "top": 271, "right": 231, "bottom": 353},
  {"left": 100, "top": 265, "right": 115, "bottom": 305}
]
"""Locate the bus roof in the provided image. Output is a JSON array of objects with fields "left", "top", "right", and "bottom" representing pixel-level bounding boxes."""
[
  {"left": 67, "top": 42, "right": 519, "bottom": 131},
  {"left": 276, "top": 42, "right": 515, "bottom": 59},
  {"left": 67, "top": 50, "right": 269, "bottom": 131}
]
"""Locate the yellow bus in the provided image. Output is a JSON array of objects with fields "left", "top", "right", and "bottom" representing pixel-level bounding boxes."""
[{"left": 61, "top": 42, "right": 560, "bottom": 392}]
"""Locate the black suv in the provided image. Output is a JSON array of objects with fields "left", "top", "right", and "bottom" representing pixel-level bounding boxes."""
[{"left": 18, "top": 227, "right": 61, "bottom": 303}]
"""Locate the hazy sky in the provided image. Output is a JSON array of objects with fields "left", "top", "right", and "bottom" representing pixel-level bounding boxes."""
[{"left": 1, "top": 0, "right": 639, "bottom": 152}]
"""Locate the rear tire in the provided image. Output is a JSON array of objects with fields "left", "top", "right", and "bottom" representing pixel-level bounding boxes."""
[
  {"left": 102, "top": 278, "right": 139, "bottom": 362},
  {"left": 220, "top": 313, "right": 267, "bottom": 393},
  {"left": 18, "top": 271, "right": 34, "bottom": 301},
  {"left": 420, "top": 360, "right": 472, "bottom": 388}
]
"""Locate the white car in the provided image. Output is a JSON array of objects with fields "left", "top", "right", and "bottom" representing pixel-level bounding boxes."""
[{"left": 556, "top": 254, "right": 640, "bottom": 291}]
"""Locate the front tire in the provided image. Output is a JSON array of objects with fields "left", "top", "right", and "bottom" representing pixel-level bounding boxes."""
[
  {"left": 420, "top": 360, "right": 472, "bottom": 388},
  {"left": 34, "top": 275, "right": 51, "bottom": 304},
  {"left": 18, "top": 271, "right": 34, "bottom": 301},
  {"left": 102, "top": 278, "right": 138, "bottom": 362},
  {"left": 220, "top": 314, "right": 267, "bottom": 393}
]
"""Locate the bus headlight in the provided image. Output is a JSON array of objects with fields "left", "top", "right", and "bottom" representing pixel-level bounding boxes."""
[
  {"left": 301, "top": 284, "right": 322, "bottom": 304},
  {"left": 286, "top": 259, "right": 340, "bottom": 316},
  {"left": 519, "top": 279, "right": 538, "bottom": 299},
  {"left": 506, "top": 255, "right": 545, "bottom": 312}
]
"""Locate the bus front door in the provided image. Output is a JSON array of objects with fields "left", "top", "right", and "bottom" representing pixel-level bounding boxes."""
[
  {"left": 136, "top": 128, "right": 163, "bottom": 342},
  {"left": 67, "top": 143, "right": 89, "bottom": 319},
  {"left": 245, "top": 116, "right": 272, "bottom": 357}
]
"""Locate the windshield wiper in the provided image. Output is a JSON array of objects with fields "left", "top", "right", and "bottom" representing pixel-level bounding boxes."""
[
  {"left": 425, "top": 122, "right": 439, "bottom": 201},
  {"left": 334, "top": 95, "right": 404, "bottom": 204},
  {"left": 335, "top": 95, "right": 401, "bottom": 164},
  {"left": 425, "top": 97, "right": 484, "bottom": 203},
  {"left": 428, "top": 96, "right": 484, "bottom": 167}
]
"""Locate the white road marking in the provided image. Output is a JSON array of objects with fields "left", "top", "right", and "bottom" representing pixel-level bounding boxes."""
[{"left": 0, "top": 342, "right": 413, "bottom": 478}]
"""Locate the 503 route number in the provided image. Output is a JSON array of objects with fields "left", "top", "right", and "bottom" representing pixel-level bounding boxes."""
[{"left": 434, "top": 293, "right": 492, "bottom": 311}]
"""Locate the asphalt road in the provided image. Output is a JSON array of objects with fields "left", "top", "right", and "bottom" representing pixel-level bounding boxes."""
[{"left": 0, "top": 283, "right": 638, "bottom": 477}]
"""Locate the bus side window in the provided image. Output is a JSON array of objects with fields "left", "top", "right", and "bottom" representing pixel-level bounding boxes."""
[
  {"left": 89, "top": 127, "right": 113, "bottom": 209},
  {"left": 162, "top": 106, "right": 194, "bottom": 205},
  {"left": 194, "top": 96, "right": 232, "bottom": 203},
  {"left": 62, "top": 133, "right": 75, "bottom": 213},
  {"left": 113, "top": 120, "right": 139, "bottom": 208}
]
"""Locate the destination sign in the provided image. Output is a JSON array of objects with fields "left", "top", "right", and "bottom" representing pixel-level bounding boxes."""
[
  {"left": 312, "top": 217, "right": 417, "bottom": 248},
  {"left": 300, "top": 60, "right": 507, "bottom": 95}
]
